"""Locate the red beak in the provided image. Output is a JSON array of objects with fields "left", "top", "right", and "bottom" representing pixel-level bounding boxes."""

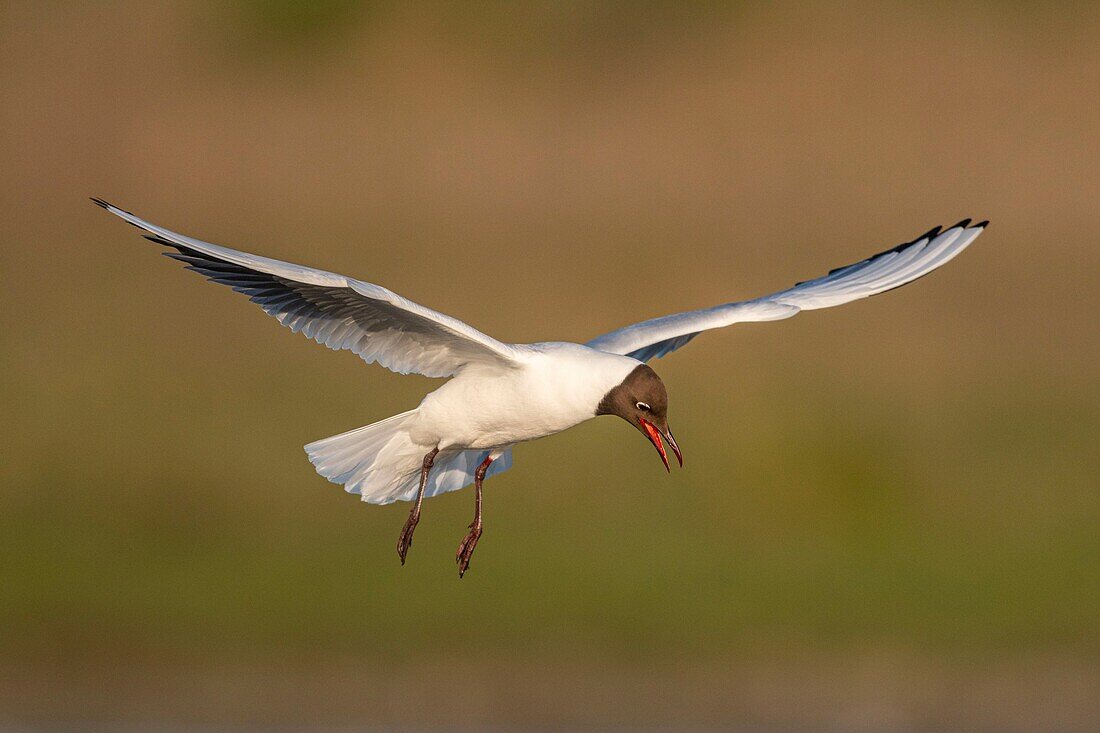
[
  {"left": 640, "top": 418, "right": 675, "bottom": 472},
  {"left": 665, "top": 428, "right": 683, "bottom": 468}
]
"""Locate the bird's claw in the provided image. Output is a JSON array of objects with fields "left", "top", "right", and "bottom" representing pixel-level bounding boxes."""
[
  {"left": 397, "top": 512, "right": 419, "bottom": 565},
  {"left": 455, "top": 523, "right": 482, "bottom": 578}
]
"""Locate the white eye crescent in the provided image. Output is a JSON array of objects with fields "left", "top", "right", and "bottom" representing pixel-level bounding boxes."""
[{"left": 635, "top": 401, "right": 650, "bottom": 411}]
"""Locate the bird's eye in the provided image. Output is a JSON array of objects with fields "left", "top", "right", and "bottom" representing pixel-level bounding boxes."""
[{"left": 636, "top": 401, "right": 650, "bottom": 412}]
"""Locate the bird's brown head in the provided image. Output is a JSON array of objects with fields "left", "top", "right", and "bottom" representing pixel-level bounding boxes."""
[{"left": 597, "top": 364, "right": 682, "bottom": 472}]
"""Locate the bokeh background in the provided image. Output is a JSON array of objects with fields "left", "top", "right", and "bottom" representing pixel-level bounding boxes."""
[{"left": 2, "top": 2, "right": 1098, "bottom": 730}]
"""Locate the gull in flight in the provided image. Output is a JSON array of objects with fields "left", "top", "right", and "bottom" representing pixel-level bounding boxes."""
[{"left": 93, "top": 198, "right": 985, "bottom": 576}]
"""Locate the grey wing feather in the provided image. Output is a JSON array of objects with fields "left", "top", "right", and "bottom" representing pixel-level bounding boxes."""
[
  {"left": 93, "top": 199, "right": 519, "bottom": 378},
  {"left": 587, "top": 220, "right": 986, "bottom": 361}
]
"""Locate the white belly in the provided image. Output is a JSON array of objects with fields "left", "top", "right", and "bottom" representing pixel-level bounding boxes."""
[{"left": 408, "top": 343, "right": 638, "bottom": 450}]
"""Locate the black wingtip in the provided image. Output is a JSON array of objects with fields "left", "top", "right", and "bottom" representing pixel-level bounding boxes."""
[
  {"left": 950, "top": 218, "right": 972, "bottom": 229},
  {"left": 920, "top": 225, "right": 943, "bottom": 241},
  {"left": 876, "top": 224, "right": 941, "bottom": 259},
  {"left": 975, "top": 219, "right": 989, "bottom": 229},
  {"left": 91, "top": 197, "right": 139, "bottom": 219}
]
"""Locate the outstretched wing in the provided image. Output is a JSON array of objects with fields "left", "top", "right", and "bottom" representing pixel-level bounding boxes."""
[
  {"left": 93, "top": 199, "right": 520, "bottom": 377},
  {"left": 587, "top": 220, "right": 986, "bottom": 362}
]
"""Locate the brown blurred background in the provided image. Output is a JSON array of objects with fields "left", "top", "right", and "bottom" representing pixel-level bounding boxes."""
[{"left": 1, "top": 2, "right": 1098, "bottom": 730}]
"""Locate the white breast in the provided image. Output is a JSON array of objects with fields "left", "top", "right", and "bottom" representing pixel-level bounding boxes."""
[{"left": 409, "top": 342, "right": 639, "bottom": 450}]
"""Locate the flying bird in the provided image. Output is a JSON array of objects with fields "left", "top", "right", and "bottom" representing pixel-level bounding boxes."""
[{"left": 93, "top": 198, "right": 985, "bottom": 576}]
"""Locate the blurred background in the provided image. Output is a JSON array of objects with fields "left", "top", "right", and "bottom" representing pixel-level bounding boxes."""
[{"left": 2, "top": 2, "right": 1098, "bottom": 730}]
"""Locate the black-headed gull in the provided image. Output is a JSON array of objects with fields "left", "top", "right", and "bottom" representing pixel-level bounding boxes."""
[{"left": 93, "top": 199, "right": 985, "bottom": 576}]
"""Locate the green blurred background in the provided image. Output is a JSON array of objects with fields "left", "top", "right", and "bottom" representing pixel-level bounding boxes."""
[{"left": 1, "top": 2, "right": 1097, "bottom": 730}]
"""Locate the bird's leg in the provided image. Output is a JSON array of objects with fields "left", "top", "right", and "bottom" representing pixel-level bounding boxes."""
[
  {"left": 397, "top": 447, "right": 438, "bottom": 565},
  {"left": 456, "top": 453, "right": 493, "bottom": 578}
]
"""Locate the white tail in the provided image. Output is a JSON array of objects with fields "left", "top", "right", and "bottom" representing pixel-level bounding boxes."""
[{"left": 304, "top": 410, "right": 513, "bottom": 505}]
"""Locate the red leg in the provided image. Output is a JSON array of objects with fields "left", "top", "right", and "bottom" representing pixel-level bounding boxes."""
[
  {"left": 456, "top": 453, "right": 492, "bottom": 577},
  {"left": 397, "top": 447, "right": 438, "bottom": 565}
]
